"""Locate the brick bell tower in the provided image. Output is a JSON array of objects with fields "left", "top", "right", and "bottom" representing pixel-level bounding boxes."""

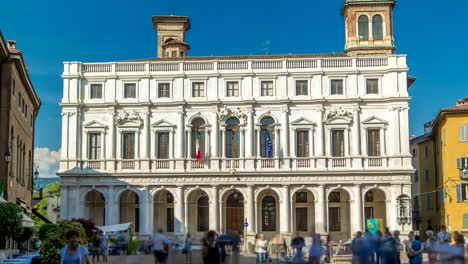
[
  {"left": 341, "top": 0, "right": 396, "bottom": 56},
  {"left": 152, "top": 16, "right": 190, "bottom": 58}
]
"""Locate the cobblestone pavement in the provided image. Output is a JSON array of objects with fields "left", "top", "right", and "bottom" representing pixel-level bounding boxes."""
[{"left": 106, "top": 251, "right": 422, "bottom": 264}]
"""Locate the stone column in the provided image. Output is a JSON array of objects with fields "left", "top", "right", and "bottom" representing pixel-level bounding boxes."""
[
  {"left": 314, "top": 185, "right": 326, "bottom": 234},
  {"left": 60, "top": 186, "right": 69, "bottom": 219},
  {"left": 175, "top": 186, "right": 185, "bottom": 239},
  {"left": 61, "top": 113, "right": 69, "bottom": 160},
  {"left": 316, "top": 109, "right": 326, "bottom": 168},
  {"left": 147, "top": 191, "right": 154, "bottom": 234},
  {"left": 212, "top": 113, "right": 220, "bottom": 169},
  {"left": 187, "top": 129, "right": 193, "bottom": 159},
  {"left": 108, "top": 112, "right": 116, "bottom": 170},
  {"left": 210, "top": 186, "right": 219, "bottom": 232},
  {"left": 105, "top": 187, "right": 115, "bottom": 225},
  {"left": 176, "top": 110, "right": 185, "bottom": 170},
  {"left": 240, "top": 128, "right": 245, "bottom": 159},
  {"left": 393, "top": 108, "right": 401, "bottom": 155},
  {"left": 142, "top": 112, "right": 151, "bottom": 170},
  {"left": 221, "top": 128, "right": 226, "bottom": 158},
  {"left": 352, "top": 108, "right": 361, "bottom": 168},
  {"left": 280, "top": 185, "right": 291, "bottom": 235},
  {"left": 140, "top": 188, "right": 149, "bottom": 234},
  {"left": 282, "top": 108, "right": 290, "bottom": 158},
  {"left": 71, "top": 186, "right": 82, "bottom": 219},
  {"left": 275, "top": 128, "right": 281, "bottom": 169},
  {"left": 246, "top": 110, "right": 254, "bottom": 159},
  {"left": 247, "top": 185, "right": 255, "bottom": 234},
  {"left": 351, "top": 185, "right": 363, "bottom": 234},
  {"left": 256, "top": 129, "right": 261, "bottom": 158}
]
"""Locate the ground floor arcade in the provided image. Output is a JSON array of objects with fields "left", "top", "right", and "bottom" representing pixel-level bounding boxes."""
[{"left": 61, "top": 176, "right": 412, "bottom": 243}]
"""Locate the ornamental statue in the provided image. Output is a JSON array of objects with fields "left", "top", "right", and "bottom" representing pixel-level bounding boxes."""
[
  {"left": 325, "top": 107, "right": 353, "bottom": 122},
  {"left": 115, "top": 110, "right": 143, "bottom": 126},
  {"left": 218, "top": 106, "right": 247, "bottom": 121}
]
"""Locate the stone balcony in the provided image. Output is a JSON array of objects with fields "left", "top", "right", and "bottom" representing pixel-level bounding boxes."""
[{"left": 61, "top": 155, "right": 412, "bottom": 174}]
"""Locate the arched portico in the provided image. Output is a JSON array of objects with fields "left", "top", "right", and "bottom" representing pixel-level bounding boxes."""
[
  {"left": 327, "top": 188, "right": 351, "bottom": 241},
  {"left": 292, "top": 189, "right": 315, "bottom": 235},
  {"left": 222, "top": 189, "right": 245, "bottom": 235},
  {"left": 85, "top": 190, "right": 105, "bottom": 226},
  {"left": 363, "top": 188, "right": 387, "bottom": 229},
  {"left": 186, "top": 189, "right": 210, "bottom": 241},
  {"left": 256, "top": 189, "right": 280, "bottom": 239},
  {"left": 153, "top": 189, "right": 175, "bottom": 234},
  {"left": 120, "top": 190, "right": 140, "bottom": 232}
]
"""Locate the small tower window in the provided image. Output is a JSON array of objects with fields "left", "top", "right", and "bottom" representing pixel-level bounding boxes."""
[
  {"left": 358, "top": 15, "right": 369, "bottom": 40},
  {"left": 372, "top": 15, "right": 383, "bottom": 40},
  {"left": 171, "top": 51, "right": 177, "bottom": 57}
]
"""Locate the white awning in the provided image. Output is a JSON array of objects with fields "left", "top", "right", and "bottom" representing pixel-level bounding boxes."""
[{"left": 96, "top": 223, "right": 132, "bottom": 233}]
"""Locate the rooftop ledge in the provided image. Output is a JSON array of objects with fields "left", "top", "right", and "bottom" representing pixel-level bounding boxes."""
[{"left": 62, "top": 54, "right": 408, "bottom": 75}]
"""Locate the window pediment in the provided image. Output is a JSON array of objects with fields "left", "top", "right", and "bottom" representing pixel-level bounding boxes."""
[
  {"left": 290, "top": 117, "right": 316, "bottom": 127},
  {"left": 84, "top": 120, "right": 108, "bottom": 129},
  {"left": 151, "top": 119, "right": 176, "bottom": 128},
  {"left": 362, "top": 116, "right": 388, "bottom": 127}
]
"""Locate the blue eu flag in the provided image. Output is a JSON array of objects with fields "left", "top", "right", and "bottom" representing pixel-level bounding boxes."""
[{"left": 266, "top": 132, "right": 273, "bottom": 158}]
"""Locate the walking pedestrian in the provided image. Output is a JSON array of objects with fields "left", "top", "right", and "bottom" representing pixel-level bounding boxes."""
[
  {"left": 351, "top": 231, "right": 362, "bottom": 264},
  {"left": 309, "top": 234, "right": 323, "bottom": 264},
  {"left": 380, "top": 229, "right": 397, "bottom": 264},
  {"left": 92, "top": 232, "right": 101, "bottom": 264},
  {"left": 393, "top": 230, "right": 402, "bottom": 264},
  {"left": 450, "top": 233, "right": 466, "bottom": 264},
  {"left": 291, "top": 233, "right": 305, "bottom": 264},
  {"left": 152, "top": 229, "right": 168, "bottom": 264},
  {"left": 255, "top": 233, "right": 268, "bottom": 264},
  {"left": 424, "top": 230, "right": 437, "bottom": 264},
  {"left": 230, "top": 231, "right": 241, "bottom": 264},
  {"left": 202, "top": 230, "right": 221, "bottom": 264},
  {"left": 182, "top": 233, "right": 193, "bottom": 263},
  {"left": 408, "top": 235, "right": 423, "bottom": 264},
  {"left": 99, "top": 231, "right": 109, "bottom": 264},
  {"left": 59, "top": 230, "right": 91, "bottom": 264}
]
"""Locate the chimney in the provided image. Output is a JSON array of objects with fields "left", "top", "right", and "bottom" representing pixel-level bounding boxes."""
[
  {"left": 7, "top": 40, "right": 16, "bottom": 50},
  {"left": 456, "top": 96, "right": 468, "bottom": 106}
]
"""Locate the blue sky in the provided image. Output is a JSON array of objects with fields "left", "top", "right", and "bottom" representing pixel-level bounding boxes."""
[{"left": 1, "top": 0, "right": 467, "bottom": 175}]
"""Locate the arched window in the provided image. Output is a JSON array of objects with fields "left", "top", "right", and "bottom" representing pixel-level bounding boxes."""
[
  {"left": 227, "top": 191, "right": 244, "bottom": 207},
  {"left": 262, "top": 196, "right": 277, "bottom": 231},
  {"left": 260, "top": 117, "right": 275, "bottom": 158},
  {"left": 197, "top": 196, "right": 209, "bottom": 231},
  {"left": 358, "top": 15, "right": 369, "bottom": 40},
  {"left": 226, "top": 117, "right": 240, "bottom": 158},
  {"left": 191, "top": 118, "right": 206, "bottom": 159},
  {"left": 372, "top": 15, "right": 383, "bottom": 40}
]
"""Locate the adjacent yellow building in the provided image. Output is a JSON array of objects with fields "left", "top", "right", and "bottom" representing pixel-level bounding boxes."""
[{"left": 412, "top": 97, "right": 468, "bottom": 236}]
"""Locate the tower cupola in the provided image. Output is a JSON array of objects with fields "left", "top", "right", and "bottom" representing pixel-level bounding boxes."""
[
  {"left": 152, "top": 16, "right": 191, "bottom": 58},
  {"left": 341, "top": 0, "right": 396, "bottom": 56}
]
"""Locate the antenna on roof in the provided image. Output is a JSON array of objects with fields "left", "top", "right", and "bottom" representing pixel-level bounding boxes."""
[
  {"left": 262, "top": 40, "right": 271, "bottom": 55},
  {"left": 168, "top": 8, "right": 177, "bottom": 16}
]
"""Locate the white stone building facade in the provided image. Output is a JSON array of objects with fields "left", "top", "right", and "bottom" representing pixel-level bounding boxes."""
[{"left": 59, "top": 0, "right": 414, "bottom": 243}]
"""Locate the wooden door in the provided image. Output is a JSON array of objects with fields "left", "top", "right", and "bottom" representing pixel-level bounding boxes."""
[{"left": 226, "top": 207, "right": 244, "bottom": 234}]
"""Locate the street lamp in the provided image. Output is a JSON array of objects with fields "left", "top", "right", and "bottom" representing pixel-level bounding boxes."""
[
  {"left": 397, "top": 195, "right": 411, "bottom": 231},
  {"left": 33, "top": 163, "right": 39, "bottom": 180},
  {"left": 4, "top": 150, "right": 11, "bottom": 163}
]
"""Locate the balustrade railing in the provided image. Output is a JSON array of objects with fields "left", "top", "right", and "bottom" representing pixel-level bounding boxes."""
[
  {"left": 224, "top": 159, "right": 240, "bottom": 169},
  {"left": 190, "top": 159, "right": 205, "bottom": 169},
  {"left": 366, "top": 157, "right": 383, "bottom": 167},
  {"left": 84, "top": 160, "right": 102, "bottom": 170},
  {"left": 154, "top": 159, "right": 170, "bottom": 169},
  {"left": 78, "top": 57, "right": 393, "bottom": 74},
  {"left": 330, "top": 157, "right": 347, "bottom": 168},
  {"left": 259, "top": 158, "right": 275, "bottom": 169},
  {"left": 121, "top": 160, "right": 135, "bottom": 170},
  {"left": 296, "top": 158, "right": 311, "bottom": 168}
]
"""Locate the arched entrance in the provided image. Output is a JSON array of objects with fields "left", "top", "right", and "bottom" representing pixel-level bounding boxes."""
[
  {"left": 364, "top": 189, "right": 387, "bottom": 228},
  {"left": 327, "top": 189, "right": 351, "bottom": 241},
  {"left": 154, "top": 190, "right": 175, "bottom": 234},
  {"left": 187, "top": 190, "right": 210, "bottom": 241},
  {"left": 224, "top": 190, "right": 244, "bottom": 235},
  {"left": 85, "top": 190, "right": 105, "bottom": 226},
  {"left": 292, "top": 190, "right": 315, "bottom": 235},
  {"left": 256, "top": 190, "right": 280, "bottom": 238},
  {"left": 120, "top": 190, "right": 140, "bottom": 232}
]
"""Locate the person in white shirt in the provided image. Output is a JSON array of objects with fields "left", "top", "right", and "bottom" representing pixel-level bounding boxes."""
[{"left": 152, "top": 229, "right": 168, "bottom": 264}]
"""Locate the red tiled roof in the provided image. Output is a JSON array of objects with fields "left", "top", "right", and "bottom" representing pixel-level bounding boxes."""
[{"left": 8, "top": 48, "right": 21, "bottom": 55}]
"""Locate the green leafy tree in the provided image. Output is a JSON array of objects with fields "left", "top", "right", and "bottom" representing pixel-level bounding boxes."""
[
  {"left": 33, "top": 182, "right": 60, "bottom": 227},
  {"left": 39, "top": 220, "right": 87, "bottom": 264},
  {"left": 71, "top": 218, "right": 97, "bottom": 239},
  {"left": 0, "top": 203, "right": 24, "bottom": 249}
]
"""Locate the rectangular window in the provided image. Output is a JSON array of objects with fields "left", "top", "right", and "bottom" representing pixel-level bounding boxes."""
[
  {"left": 295, "top": 208, "right": 308, "bottom": 232},
  {"left": 226, "top": 81, "right": 239, "bottom": 97},
  {"left": 261, "top": 81, "right": 273, "bottom": 96},
  {"left": 365, "top": 191, "right": 374, "bottom": 202},
  {"left": 192, "top": 82, "right": 205, "bottom": 97},
  {"left": 12, "top": 79, "right": 15, "bottom": 97},
  {"left": 425, "top": 169, "right": 430, "bottom": 183},
  {"left": 463, "top": 214, "right": 468, "bottom": 228},
  {"left": 90, "top": 84, "right": 103, "bottom": 99},
  {"left": 296, "top": 130, "right": 309, "bottom": 158},
  {"left": 367, "top": 129, "right": 381, "bottom": 156},
  {"left": 426, "top": 194, "right": 431, "bottom": 210},
  {"left": 166, "top": 207, "right": 174, "bottom": 232},
  {"left": 331, "top": 130, "right": 345, "bottom": 157},
  {"left": 425, "top": 145, "right": 429, "bottom": 159},
  {"left": 330, "top": 80, "right": 343, "bottom": 95},
  {"left": 171, "top": 51, "right": 177, "bottom": 58},
  {"left": 365, "top": 207, "right": 374, "bottom": 221},
  {"left": 158, "top": 83, "right": 170, "bottom": 98},
  {"left": 157, "top": 132, "right": 169, "bottom": 159},
  {"left": 366, "top": 79, "right": 379, "bottom": 94},
  {"left": 123, "top": 83, "right": 136, "bottom": 98},
  {"left": 88, "top": 133, "right": 102, "bottom": 160},
  {"left": 460, "top": 125, "right": 468, "bottom": 142},
  {"left": 18, "top": 93, "right": 22, "bottom": 107},
  {"left": 295, "top": 80, "right": 308, "bottom": 96},
  {"left": 122, "top": 133, "right": 135, "bottom": 159},
  {"left": 328, "top": 207, "right": 341, "bottom": 231},
  {"left": 414, "top": 170, "right": 419, "bottom": 183}
]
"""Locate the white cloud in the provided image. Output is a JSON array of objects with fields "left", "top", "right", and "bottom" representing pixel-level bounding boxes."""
[{"left": 34, "top": 147, "right": 61, "bottom": 178}]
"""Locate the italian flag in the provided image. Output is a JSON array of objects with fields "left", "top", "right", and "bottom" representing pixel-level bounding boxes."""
[{"left": 194, "top": 131, "right": 202, "bottom": 161}]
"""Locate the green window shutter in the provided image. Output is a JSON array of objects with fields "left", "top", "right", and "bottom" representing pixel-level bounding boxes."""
[
  {"left": 456, "top": 184, "right": 462, "bottom": 202},
  {"left": 457, "top": 158, "right": 462, "bottom": 169},
  {"left": 464, "top": 214, "right": 468, "bottom": 228}
]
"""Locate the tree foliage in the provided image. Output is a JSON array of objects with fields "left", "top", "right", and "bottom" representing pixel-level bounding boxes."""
[
  {"left": 0, "top": 203, "right": 23, "bottom": 248},
  {"left": 32, "top": 182, "right": 60, "bottom": 227},
  {"left": 71, "top": 218, "right": 97, "bottom": 239},
  {"left": 39, "top": 220, "right": 87, "bottom": 264}
]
